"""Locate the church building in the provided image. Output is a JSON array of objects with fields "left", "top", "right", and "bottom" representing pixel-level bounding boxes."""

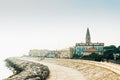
[{"left": 75, "top": 28, "right": 104, "bottom": 55}]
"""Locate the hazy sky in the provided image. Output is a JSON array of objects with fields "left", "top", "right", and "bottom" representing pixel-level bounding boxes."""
[{"left": 0, "top": 0, "right": 120, "bottom": 58}]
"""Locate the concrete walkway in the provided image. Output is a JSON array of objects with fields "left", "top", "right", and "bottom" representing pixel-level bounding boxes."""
[
  {"left": 19, "top": 57, "right": 86, "bottom": 80},
  {"left": 41, "top": 62, "right": 86, "bottom": 80}
]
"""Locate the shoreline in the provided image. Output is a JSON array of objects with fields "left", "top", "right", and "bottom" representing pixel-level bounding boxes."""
[
  {"left": 0, "top": 60, "right": 13, "bottom": 80},
  {"left": 4, "top": 57, "right": 49, "bottom": 80}
]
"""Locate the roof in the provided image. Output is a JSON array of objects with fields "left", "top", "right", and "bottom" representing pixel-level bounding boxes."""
[
  {"left": 83, "top": 48, "right": 100, "bottom": 52},
  {"left": 76, "top": 43, "right": 104, "bottom": 46}
]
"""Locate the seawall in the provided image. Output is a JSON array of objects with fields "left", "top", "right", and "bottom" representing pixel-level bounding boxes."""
[{"left": 4, "top": 57, "right": 49, "bottom": 80}]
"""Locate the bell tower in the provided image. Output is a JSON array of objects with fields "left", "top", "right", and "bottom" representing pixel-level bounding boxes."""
[{"left": 86, "top": 28, "right": 91, "bottom": 44}]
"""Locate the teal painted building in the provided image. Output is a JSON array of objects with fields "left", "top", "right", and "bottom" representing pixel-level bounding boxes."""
[{"left": 75, "top": 28, "right": 104, "bottom": 55}]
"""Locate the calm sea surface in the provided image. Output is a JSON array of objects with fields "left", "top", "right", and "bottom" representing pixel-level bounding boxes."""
[{"left": 0, "top": 58, "right": 13, "bottom": 80}]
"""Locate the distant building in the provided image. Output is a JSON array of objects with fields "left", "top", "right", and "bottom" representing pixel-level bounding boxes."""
[
  {"left": 29, "top": 47, "right": 74, "bottom": 59},
  {"left": 75, "top": 28, "right": 104, "bottom": 55},
  {"left": 59, "top": 47, "right": 74, "bottom": 59},
  {"left": 46, "top": 50, "right": 60, "bottom": 58},
  {"left": 29, "top": 49, "right": 50, "bottom": 57}
]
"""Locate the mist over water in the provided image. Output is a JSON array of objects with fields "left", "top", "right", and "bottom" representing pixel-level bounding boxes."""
[
  {"left": 0, "top": 58, "right": 13, "bottom": 79},
  {"left": 0, "top": 48, "right": 29, "bottom": 79},
  {"left": 0, "top": 49, "right": 27, "bottom": 79}
]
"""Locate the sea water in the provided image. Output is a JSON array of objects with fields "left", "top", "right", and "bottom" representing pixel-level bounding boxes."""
[{"left": 0, "top": 58, "right": 13, "bottom": 80}]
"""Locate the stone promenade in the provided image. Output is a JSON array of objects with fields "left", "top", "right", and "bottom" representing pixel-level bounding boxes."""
[
  {"left": 20, "top": 57, "right": 120, "bottom": 80},
  {"left": 43, "top": 58, "right": 120, "bottom": 80},
  {"left": 20, "top": 57, "right": 86, "bottom": 80}
]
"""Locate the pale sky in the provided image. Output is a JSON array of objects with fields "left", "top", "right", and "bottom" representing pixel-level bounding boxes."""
[{"left": 0, "top": 0, "right": 120, "bottom": 58}]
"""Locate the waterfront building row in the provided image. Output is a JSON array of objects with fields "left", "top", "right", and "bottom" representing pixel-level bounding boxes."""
[
  {"left": 29, "top": 28, "right": 104, "bottom": 58},
  {"left": 29, "top": 47, "right": 74, "bottom": 59}
]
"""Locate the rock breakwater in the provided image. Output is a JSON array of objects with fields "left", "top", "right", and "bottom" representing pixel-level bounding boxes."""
[{"left": 4, "top": 57, "right": 49, "bottom": 80}]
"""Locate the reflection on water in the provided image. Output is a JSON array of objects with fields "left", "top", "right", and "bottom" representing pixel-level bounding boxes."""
[{"left": 0, "top": 59, "right": 13, "bottom": 80}]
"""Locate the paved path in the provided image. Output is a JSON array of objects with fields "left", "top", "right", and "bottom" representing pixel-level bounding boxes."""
[
  {"left": 99, "top": 62, "right": 120, "bottom": 75},
  {"left": 19, "top": 57, "right": 86, "bottom": 80},
  {"left": 81, "top": 60, "right": 120, "bottom": 75}
]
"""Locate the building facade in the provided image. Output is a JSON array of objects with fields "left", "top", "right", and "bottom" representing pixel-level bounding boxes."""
[
  {"left": 29, "top": 49, "right": 50, "bottom": 57},
  {"left": 75, "top": 28, "right": 104, "bottom": 55},
  {"left": 29, "top": 47, "right": 74, "bottom": 59},
  {"left": 59, "top": 47, "right": 74, "bottom": 59}
]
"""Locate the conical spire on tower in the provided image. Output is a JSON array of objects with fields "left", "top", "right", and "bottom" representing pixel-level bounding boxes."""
[{"left": 86, "top": 28, "right": 91, "bottom": 44}]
